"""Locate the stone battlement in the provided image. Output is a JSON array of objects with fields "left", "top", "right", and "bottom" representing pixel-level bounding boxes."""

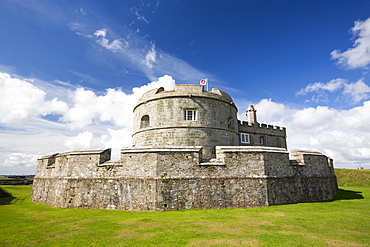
[
  {"left": 239, "top": 120, "right": 286, "bottom": 131},
  {"left": 32, "top": 146, "right": 337, "bottom": 210}
]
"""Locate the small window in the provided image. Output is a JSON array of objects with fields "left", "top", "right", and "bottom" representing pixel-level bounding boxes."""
[
  {"left": 140, "top": 115, "right": 150, "bottom": 129},
  {"left": 259, "top": 136, "right": 265, "bottom": 145},
  {"left": 184, "top": 110, "right": 197, "bottom": 121},
  {"left": 241, "top": 133, "right": 250, "bottom": 144},
  {"left": 228, "top": 116, "right": 234, "bottom": 129}
]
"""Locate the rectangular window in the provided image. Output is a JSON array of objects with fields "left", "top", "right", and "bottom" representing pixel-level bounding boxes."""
[
  {"left": 184, "top": 110, "right": 197, "bottom": 121},
  {"left": 241, "top": 133, "right": 250, "bottom": 144}
]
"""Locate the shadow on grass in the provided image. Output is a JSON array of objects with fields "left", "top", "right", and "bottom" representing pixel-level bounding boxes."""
[
  {"left": 332, "top": 188, "right": 364, "bottom": 201},
  {"left": 0, "top": 187, "right": 16, "bottom": 205}
]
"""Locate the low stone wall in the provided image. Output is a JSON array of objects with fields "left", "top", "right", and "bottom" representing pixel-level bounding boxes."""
[
  {"left": 32, "top": 177, "right": 157, "bottom": 210},
  {"left": 0, "top": 178, "right": 33, "bottom": 185},
  {"left": 31, "top": 147, "right": 338, "bottom": 211}
]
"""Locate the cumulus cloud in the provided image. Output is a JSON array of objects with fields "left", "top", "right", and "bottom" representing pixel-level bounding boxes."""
[
  {"left": 61, "top": 75, "right": 175, "bottom": 129},
  {"left": 296, "top": 78, "right": 346, "bottom": 95},
  {"left": 64, "top": 131, "right": 94, "bottom": 150},
  {"left": 291, "top": 106, "right": 337, "bottom": 129},
  {"left": 254, "top": 99, "right": 290, "bottom": 124},
  {"left": 250, "top": 99, "right": 370, "bottom": 168},
  {"left": 1, "top": 153, "right": 39, "bottom": 167},
  {"left": 343, "top": 79, "right": 370, "bottom": 102},
  {"left": 331, "top": 17, "right": 370, "bottom": 69},
  {"left": 296, "top": 78, "right": 370, "bottom": 103},
  {"left": 0, "top": 72, "right": 176, "bottom": 173},
  {"left": 0, "top": 72, "right": 68, "bottom": 124}
]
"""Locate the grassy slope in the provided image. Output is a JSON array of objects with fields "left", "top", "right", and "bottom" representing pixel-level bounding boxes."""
[
  {"left": 0, "top": 170, "right": 369, "bottom": 247},
  {"left": 335, "top": 168, "right": 370, "bottom": 187}
]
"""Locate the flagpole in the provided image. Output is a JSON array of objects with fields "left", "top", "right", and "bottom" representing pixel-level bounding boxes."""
[{"left": 206, "top": 78, "right": 209, "bottom": 91}]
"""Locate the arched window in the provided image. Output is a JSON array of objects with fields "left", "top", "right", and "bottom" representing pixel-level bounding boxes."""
[
  {"left": 228, "top": 116, "right": 234, "bottom": 129},
  {"left": 140, "top": 115, "right": 150, "bottom": 129},
  {"left": 155, "top": 87, "right": 164, "bottom": 94}
]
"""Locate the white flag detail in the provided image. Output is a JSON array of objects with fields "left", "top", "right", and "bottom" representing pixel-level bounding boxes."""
[{"left": 200, "top": 78, "right": 208, "bottom": 85}]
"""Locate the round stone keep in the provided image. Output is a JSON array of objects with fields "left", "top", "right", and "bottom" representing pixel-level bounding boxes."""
[{"left": 132, "top": 84, "right": 239, "bottom": 159}]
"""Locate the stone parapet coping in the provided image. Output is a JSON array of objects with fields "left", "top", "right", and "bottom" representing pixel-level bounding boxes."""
[
  {"left": 39, "top": 148, "right": 111, "bottom": 159},
  {"left": 68, "top": 149, "right": 111, "bottom": 155},
  {"left": 290, "top": 149, "right": 325, "bottom": 155},
  {"left": 199, "top": 163, "right": 226, "bottom": 166},
  {"left": 121, "top": 146, "right": 203, "bottom": 153},
  {"left": 216, "top": 146, "right": 289, "bottom": 153}
]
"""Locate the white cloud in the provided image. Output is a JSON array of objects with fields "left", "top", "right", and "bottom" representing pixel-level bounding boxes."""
[
  {"left": 331, "top": 17, "right": 370, "bottom": 69},
  {"left": 94, "top": 29, "right": 106, "bottom": 37},
  {"left": 130, "top": 6, "right": 149, "bottom": 24},
  {"left": 61, "top": 75, "right": 175, "bottom": 129},
  {"left": 64, "top": 131, "right": 94, "bottom": 150},
  {"left": 94, "top": 29, "right": 126, "bottom": 52},
  {"left": 9, "top": 1, "right": 210, "bottom": 84},
  {"left": 0, "top": 72, "right": 176, "bottom": 174},
  {"left": 254, "top": 99, "right": 290, "bottom": 124},
  {"left": 143, "top": 43, "right": 157, "bottom": 69},
  {"left": 89, "top": 27, "right": 208, "bottom": 83},
  {"left": 296, "top": 78, "right": 346, "bottom": 95},
  {"left": 0, "top": 72, "right": 68, "bottom": 124},
  {"left": 296, "top": 78, "right": 370, "bottom": 103},
  {"left": 343, "top": 79, "right": 370, "bottom": 103},
  {"left": 291, "top": 106, "right": 337, "bottom": 129},
  {"left": 249, "top": 98, "right": 370, "bottom": 168},
  {"left": 1, "top": 153, "right": 39, "bottom": 168}
]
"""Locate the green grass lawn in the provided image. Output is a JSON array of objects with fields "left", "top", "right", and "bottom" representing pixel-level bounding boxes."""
[{"left": 1, "top": 170, "right": 369, "bottom": 246}]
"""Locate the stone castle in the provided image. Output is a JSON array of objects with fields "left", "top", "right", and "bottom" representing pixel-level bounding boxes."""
[{"left": 31, "top": 84, "right": 338, "bottom": 211}]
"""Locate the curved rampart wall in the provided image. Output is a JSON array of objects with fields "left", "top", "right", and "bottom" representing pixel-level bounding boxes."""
[
  {"left": 31, "top": 147, "right": 338, "bottom": 211},
  {"left": 132, "top": 85, "right": 239, "bottom": 158}
]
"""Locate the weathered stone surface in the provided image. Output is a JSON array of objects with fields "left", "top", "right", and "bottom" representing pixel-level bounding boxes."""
[
  {"left": 31, "top": 85, "right": 338, "bottom": 211},
  {"left": 132, "top": 85, "right": 239, "bottom": 158},
  {"left": 32, "top": 146, "right": 337, "bottom": 211}
]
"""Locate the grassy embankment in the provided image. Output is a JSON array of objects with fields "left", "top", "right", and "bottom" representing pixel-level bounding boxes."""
[{"left": 0, "top": 169, "right": 369, "bottom": 246}]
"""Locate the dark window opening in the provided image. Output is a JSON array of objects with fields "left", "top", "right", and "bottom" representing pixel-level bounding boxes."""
[{"left": 140, "top": 115, "right": 150, "bottom": 129}]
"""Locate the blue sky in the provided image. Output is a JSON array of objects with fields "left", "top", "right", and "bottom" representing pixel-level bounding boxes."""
[{"left": 1, "top": 0, "right": 370, "bottom": 174}]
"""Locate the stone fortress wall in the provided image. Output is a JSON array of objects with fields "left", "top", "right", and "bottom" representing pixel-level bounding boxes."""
[
  {"left": 132, "top": 85, "right": 239, "bottom": 159},
  {"left": 31, "top": 84, "right": 338, "bottom": 211}
]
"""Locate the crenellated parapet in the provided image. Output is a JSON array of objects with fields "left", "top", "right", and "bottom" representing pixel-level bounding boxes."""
[
  {"left": 239, "top": 121, "right": 286, "bottom": 133},
  {"left": 32, "top": 146, "right": 337, "bottom": 211},
  {"left": 289, "top": 149, "right": 335, "bottom": 176},
  {"left": 238, "top": 120, "right": 287, "bottom": 148},
  {"left": 35, "top": 149, "right": 111, "bottom": 178}
]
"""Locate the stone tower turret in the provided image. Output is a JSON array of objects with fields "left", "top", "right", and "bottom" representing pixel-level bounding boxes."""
[
  {"left": 132, "top": 84, "right": 239, "bottom": 159},
  {"left": 247, "top": 105, "right": 258, "bottom": 124}
]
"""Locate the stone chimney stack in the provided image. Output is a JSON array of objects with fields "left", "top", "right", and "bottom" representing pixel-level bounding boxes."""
[{"left": 247, "top": 105, "right": 258, "bottom": 124}]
